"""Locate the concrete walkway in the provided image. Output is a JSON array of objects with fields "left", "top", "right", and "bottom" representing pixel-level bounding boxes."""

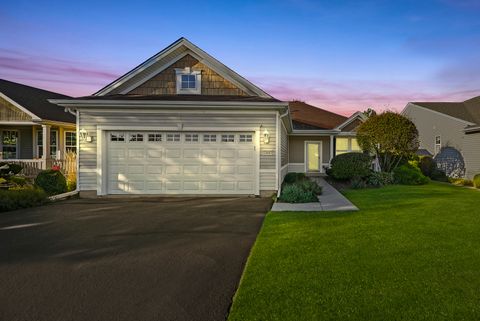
[{"left": 271, "top": 177, "right": 358, "bottom": 212}]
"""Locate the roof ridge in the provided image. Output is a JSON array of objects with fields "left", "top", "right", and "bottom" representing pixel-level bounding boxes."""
[{"left": 0, "top": 78, "right": 70, "bottom": 98}]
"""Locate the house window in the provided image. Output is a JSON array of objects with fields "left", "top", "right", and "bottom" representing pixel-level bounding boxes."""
[
  {"left": 175, "top": 68, "right": 201, "bottom": 94},
  {"left": 239, "top": 134, "right": 253, "bottom": 143},
  {"left": 335, "top": 137, "right": 362, "bottom": 155},
  {"left": 221, "top": 134, "right": 235, "bottom": 143},
  {"left": 166, "top": 133, "right": 181, "bottom": 142},
  {"left": 185, "top": 133, "right": 199, "bottom": 142},
  {"left": 435, "top": 136, "right": 441, "bottom": 155},
  {"left": 129, "top": 133, "right": 144, "bottom": 142},
  {"left": 110, "top": 132, "right": 125, "bottom": 142},
  {"left": 203, "top": 134, "right": 217, "bottom": 142},
  {"left": 65, "top": 131, "right": 77, "bottom": 154},
  {"left": 37, "top": 130, "right": 58, "bottom": 158},
  {"left": 148, "top": 133, "right": 162, "bottom": 142},
  {"left": 1, "top": 130, "right": 18, "bottom": 159}
]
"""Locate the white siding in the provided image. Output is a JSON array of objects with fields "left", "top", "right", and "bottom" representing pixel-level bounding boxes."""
[
  {"left": 280, "top": 122, "right": 288, "bottom": 166},
  {"left": 463, "top": 132, "right": 480, "bottom": 179},
  {"left": 78, "top": 110, "right": 277, "bottom": 192}
]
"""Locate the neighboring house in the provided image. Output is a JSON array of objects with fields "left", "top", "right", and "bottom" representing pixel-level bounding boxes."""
[
  {"left": 402, "top": 96, "right": 480, "bottom": 178},
  {"left": 51, "top": 37, "right": 364, "bottom": 196},
  {"left": 0, "top": 79, "right": 76, "bottom": 173}
]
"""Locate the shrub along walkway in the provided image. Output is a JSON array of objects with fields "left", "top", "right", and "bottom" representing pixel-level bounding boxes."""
[{"left": 271, "top": 177, "right": 358, "bottom": 212}]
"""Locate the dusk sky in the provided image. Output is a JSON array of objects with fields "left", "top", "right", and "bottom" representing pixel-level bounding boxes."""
[{"left": 1, "top": 0, "right": 479, "bottom": 115}]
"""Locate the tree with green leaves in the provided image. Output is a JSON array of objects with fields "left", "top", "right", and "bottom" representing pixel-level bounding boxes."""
[{"left": 356, "top": 111, "right": 419, "bottom": 172}]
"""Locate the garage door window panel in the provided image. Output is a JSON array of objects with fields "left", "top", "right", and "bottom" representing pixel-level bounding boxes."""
[
  {"left": 185, "top": 133, "right": 199, "bottom": 142},
  {"left": 148, "top": 133, "right": 162, "bottom": 142},
  {"left": 110, "top": 132, "right": 125, "bottom": 142},
  {"left": 129, "top": 133, "right": 144, "bottom": 142},
  {"left": 221, "top": 134, "right": 235, "bottom": 143},
  {"left": 166, "top": 133, "right": 181, "bottom": 142},
  {"left": 239, "top": 134, "right": 253, "bottom": 143},
  {"left": 203, "top": 134, "right": 217, "bottom": 142}
]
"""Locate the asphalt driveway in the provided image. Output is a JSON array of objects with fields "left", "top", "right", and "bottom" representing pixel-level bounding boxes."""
[{"left": 0, "top": 196, "right": 272, "bottom": 321}]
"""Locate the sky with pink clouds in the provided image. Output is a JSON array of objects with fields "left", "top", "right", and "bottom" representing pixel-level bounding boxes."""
[{"left": 1, "top": 0, "right": 479, "bottom": 116}]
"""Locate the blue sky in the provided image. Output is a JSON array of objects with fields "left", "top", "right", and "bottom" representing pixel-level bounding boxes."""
[{"left": 1, "top": 0, "right": 479, "bottom": 115}]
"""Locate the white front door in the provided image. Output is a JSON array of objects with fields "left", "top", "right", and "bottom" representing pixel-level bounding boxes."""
[
  {"left": 106, "top": 131, "right": 257, "bottom": 195},
  {"left": 306, "top": 142, "right": 322, "bottom": 173}
]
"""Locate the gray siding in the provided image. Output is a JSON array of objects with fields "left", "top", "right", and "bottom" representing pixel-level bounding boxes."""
[
  {"left": 288, "top": 136, "right": 331, "bottom": 164},
  {"left": 403, "top": 103, "right": 470, "bottom": 154},
  {"left": 280, "top": 122, "right": 288, "bottom": 166},
  {"left": 78, "top": 110, "right": 277, "bottom": 191},
  {"left": 463, "top": 132, "right": 480, "bottom": 179}
]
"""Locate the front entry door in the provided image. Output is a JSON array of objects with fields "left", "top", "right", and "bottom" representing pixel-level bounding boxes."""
[{"left": 306, "top": 142, "right": 322, "bottom": 173}]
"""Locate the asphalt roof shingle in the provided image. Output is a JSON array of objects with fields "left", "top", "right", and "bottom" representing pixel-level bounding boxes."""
[
  {"left": 289, "top": 101, "right": 348, "bottom": 130},
  {"left": 0, "top": 79, "right": 75, "bottom": 123},
  {"left": 412, "top": 95, "right": 480, "bottom": 125}
]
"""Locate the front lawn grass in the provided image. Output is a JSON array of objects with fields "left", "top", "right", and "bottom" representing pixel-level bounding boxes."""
[{"left": 228, "top": 183, "right": 480, "bottom": 321}]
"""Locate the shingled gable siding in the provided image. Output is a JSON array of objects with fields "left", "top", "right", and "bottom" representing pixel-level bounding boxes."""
[
  {"left": 128, "top": 54, "right": 249, "bottom": 96},
  {"left": 0, "top": 96, "right": 32, "bottom": 121},
  {"left": 106, "top": 46, "right": 189, "bottom": 95},
  {"left": 77, "top": 110, "right": 277, "bottom": 192}
]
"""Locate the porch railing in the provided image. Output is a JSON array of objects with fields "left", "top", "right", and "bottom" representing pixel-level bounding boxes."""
[{"left": 1, "top": 159, "right": 45, "bottom": 177}]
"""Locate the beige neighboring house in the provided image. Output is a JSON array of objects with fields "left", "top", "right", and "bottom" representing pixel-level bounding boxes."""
[
  {"left": 402, "top": 96, "right": 480, "bottom": 178},
  {"left": 51, "top": 37, "right": 364, "bottom": 197},
  {"left": 0, "top": 79, "right": 76, "bottom": 175}
]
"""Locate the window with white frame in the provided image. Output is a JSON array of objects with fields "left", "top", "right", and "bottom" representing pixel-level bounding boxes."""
[
  {"left": 175, "top": 67, "right": 201, "bottom": 94},
  {"left": 166, "top": 133, "right": 181, "bottom": 142},
  {"left": 335, "top": 137, "right": 362, "bottom": 155},
  {"left": 239, "top": 134, "right": 253, "bottom": 143},
  {"left": 185, "top": 133, "right": 199, "bottom": 142},
  {"left": 110, "top": 132, "right": 125, "bottom": 142},
  {"left": 65, "top": 131, "right": 76, "bottom": 154},
  {"left": 203, "top": 134, "right": 217, "bottom": 142},
  {"left": 435, "top": 136, "right": 441, "bottom": 155},
  {"left": 221, "top": 134, "right": 235, "bottom": 143},
  {"left": 148, "top": 133, "right": 162, "bottom": 142},
  {"left": 37, "top": 130, "right": 58, "bottom": 158},
  {"left": 1, "top": 130, "right": 18, "bottom": 159},
  {"left": 129, "top": 133, "right": 144, "bottom": 142}
]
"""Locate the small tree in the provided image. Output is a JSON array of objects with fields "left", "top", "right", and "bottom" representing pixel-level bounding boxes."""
[{"left": 356, "top": 111, "right": 419, "bottom": 172}]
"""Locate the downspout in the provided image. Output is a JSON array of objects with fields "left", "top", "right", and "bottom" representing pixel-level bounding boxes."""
[{"left": 277, "top": 107, "right": 290, "bottom": 197}]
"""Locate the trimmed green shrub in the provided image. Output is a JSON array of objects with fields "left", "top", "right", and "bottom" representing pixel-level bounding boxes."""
[
  {"left": 0, "top": 188, "right": 48, "bottom": 212},
  {"left": 351, "top": 176, "right": 367, "bottom": 189},
  {"left": 299, "top": 180, "right": 322, "bottom": 195},
  {"left": 34, "top": 170, "right": 67, "bottom": 195},
  {"left": 419, "top": 156, "right": 437, "bottom": 178},
  {"left": 9, "top": 176, "right": 27, "bottom": 186},
  {"left": 367, "top": 171, "right": 394, "bottom": 187},
  {"left": 329, "top": 152, "right": 372, "bottom": 180},
  {"left": 283, "top": 172, "right": 306, "bottom": 185},
  {"left": 448, "top": 177, "right": 473, "bottom": 186},
  {"left": 431, "top": 169, "right": 448, "bottom": 182},
  {"left": 0, "top": 162, "right": 23, "bottom": 177},
  {"left": 474, "top": 174, "right": 480, "bottom": 189},
  {"left": 394, "top": 164, "right": 429, "bottom": 185},
  {"left": 279, "top": 184, "right": 318, "bottom": 203}
]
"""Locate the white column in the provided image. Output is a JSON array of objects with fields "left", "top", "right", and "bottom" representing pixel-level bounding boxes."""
[
  {"left": 330, "top": 135, "right": 334, "bottom": 162},
  {"left": 42, "top": 125, "right": 51, "bottom": 169}
]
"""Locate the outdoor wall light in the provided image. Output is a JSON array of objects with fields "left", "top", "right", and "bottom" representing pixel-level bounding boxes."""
[
  {"left": 263, "top": 128, "right": 270, "bottom": 144},
  {"left": 79, "top": 129, "right": 92, "bottom": 143}
]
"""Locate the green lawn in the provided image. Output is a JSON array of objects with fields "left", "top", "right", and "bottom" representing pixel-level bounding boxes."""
[{"left": 228, "top": 183, "right": 480, "bottom": 321}]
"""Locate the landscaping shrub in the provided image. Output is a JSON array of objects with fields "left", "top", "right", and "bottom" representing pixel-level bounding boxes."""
[
  {"left": 474, "top": 174, "right": 480, "bottom": 189},
  {"left": 299, "top": 179, "right": 322, "bottom": 195},
  {"left": 9, "top": 176, "right": 27, "bottom": 186},
  {"left": 431, "top": 169, "right": 448, "bottom": 182},
  {"left": 351, "top": 176, "right": 367, "bottom": 189},
  {"left": 419, "top": 156, "right": 437, "bottom": 178},
  {"left": 448, "top": 177, "right": 473, "bottom": 187},
  {"left": 0, "top": 162, "right": 23, "bottom": 177},
  {"left": 282, "top": 172, "right": 306, "bottom": 185},
  {"left": 393, "top": 164, "right": 429, "bottom": 185},
  {"left": 0, "top": 188, "right": 48, "bottom": 212},
  {"left": 367, "top": 171, "right": 394, "bottom": 187},
  {"left": 279, "top": 184, "right": 318, "bottom": 203},
  {"left": 34, "top": 169, "right": 67, "bottom": 195},
  {"left": 329, "top": 152, "right": 372, "bottom": 180}
]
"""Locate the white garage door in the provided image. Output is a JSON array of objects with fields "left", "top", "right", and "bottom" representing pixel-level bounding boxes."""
[{"left": 106, "top": 131, "right": 257, "bottom": 195}]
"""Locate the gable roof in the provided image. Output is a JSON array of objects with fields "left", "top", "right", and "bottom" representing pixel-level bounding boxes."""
[
  {"left": 71, "top": 94, "right": 279, "bottom": 103},
  {"left": 289, "top": 101, "right": 348, "bottom": 130},
  {"left": 94, "top": 37, "right": 273, "bottom": 99},
  {"left": 412, "top": 95, "right": 480, "bottom": 125},
  {"left": 0, "top": 79, "right": 75, "bottom": 123}
]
